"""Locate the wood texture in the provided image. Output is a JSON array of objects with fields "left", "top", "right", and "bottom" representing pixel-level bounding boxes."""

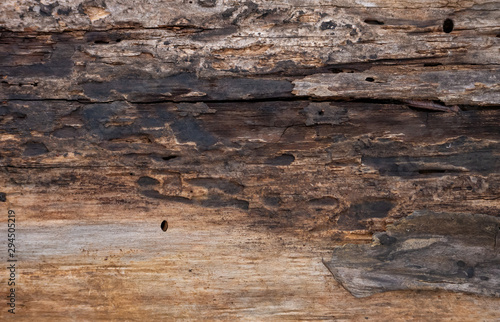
[
  {"left": 325, "top": 211, "right": 500, "bottom": 298},
  {"left": 1, "top": 0, "right": 500, "bottom": 320}
]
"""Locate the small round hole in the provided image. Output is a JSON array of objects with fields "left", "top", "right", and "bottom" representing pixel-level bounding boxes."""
[
  {"left": 443, "top": 18, "right": 454, "bottom": 33},
  {"left": 318, "top": 110, "right": 324, "bottom": 116},
  {"left": 161, "top": 220, "right": 168, "bottom": 232},
  {"left": 116, "top": 38, "right": 122, "bottom": 43},
  {"left": 365, "top": 77, "right": 375, "bottom": 82}
]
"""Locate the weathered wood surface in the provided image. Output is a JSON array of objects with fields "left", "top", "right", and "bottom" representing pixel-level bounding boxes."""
[
  {"left": 1, "top": 0, "right": 500, "bottom": 320},
  {"left": 325, "top": 211, "right": 500, "bottom": 298}
]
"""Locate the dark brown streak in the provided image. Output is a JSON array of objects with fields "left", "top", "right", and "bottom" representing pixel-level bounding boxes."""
[{"left": 403, "top": 100, "right": 461, "bottom": 113}]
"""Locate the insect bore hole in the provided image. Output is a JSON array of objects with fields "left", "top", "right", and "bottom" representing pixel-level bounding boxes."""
[
  {"left": 365, "top": 77, "right": 375, "bottom": 82},
  {"left": 443, "top": 18, "right": 454, "bottom": 33},
  {"left": 161, "top": 220, "right": 168, "bottom": 232}
]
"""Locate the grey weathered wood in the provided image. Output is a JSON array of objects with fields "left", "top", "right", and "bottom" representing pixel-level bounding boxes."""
[
  {"left": 324, "top": 211, "right": 500, "bottom": 298},
  {"left": 292, "top": 67, "right": 500, "bottom": 105},
  {"left": 1, "top": 1, "right": 499, "bottom": 104}
]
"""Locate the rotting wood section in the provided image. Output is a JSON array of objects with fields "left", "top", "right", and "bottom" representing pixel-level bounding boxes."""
[
  {"left": 1, "top": 0, "right": 500, "bottom": 320},
  {"left": 324, "top": 211, "right": 500, "bottom": 298}
]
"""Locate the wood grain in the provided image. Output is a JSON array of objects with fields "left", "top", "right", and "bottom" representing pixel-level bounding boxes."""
[
  {"left": 1, "top": 0, "right": 500, "bottom": 320},
  {"left": 325, "top": 211, "right": 500, "bottom": 298}
]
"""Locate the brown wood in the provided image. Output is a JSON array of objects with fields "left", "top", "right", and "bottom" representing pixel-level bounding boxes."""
[{"left": 1, "top": 0, "right": 499, "bottom": 320}]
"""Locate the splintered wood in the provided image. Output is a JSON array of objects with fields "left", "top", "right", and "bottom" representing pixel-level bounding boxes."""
[{"left": 0, "top": 0, "right": 499, "bottom": 320}]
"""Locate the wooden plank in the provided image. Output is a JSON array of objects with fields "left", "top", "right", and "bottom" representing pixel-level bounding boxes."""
[
  {"left": 1, "top": 0, "right": 500, "bottom": 320},
  {"left": 1, "top": 1, "right": 499, "bottom": 103},
  {"left": 292, "top": 66, "right": 500, "bottom": 105},
  {"left": 2, "top": 100, "right": 500, "bottom": 319}
]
